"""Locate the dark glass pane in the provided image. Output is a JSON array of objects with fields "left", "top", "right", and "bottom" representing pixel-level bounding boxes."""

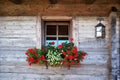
[
  {"left": 58, "top": 37, "right": 69, "bottom": 45},
  {"left": 58, "top": 37, "right": 68, "bottom": 40},
  {"left": 58, "top": 25, "right": 68, "bottom": 35},
  {"left": 46, "top": 37, "right": 56, "bottom": 40},
  {"left": 47, "top": 25, "right": 56, "bottom": 35}
]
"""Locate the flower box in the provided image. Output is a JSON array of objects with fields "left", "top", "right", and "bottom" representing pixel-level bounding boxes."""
[{"left": 25, "top": 38, "right": 87, "bottom": 70}]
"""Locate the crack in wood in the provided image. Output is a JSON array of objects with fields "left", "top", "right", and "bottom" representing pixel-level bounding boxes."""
[
  {"left": 9, "top": 0, "right": 23, "bottom": 4},
  {"left": 85, "top": 0, "right": 96, "bottom": 4},
  {"left": 49, "top": 0, "right": 57, "bottom": 4}
]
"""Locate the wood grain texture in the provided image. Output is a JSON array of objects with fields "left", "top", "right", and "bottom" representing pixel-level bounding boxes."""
[{"left": 0, "top": 0, "right": 120, "bottom": 16}]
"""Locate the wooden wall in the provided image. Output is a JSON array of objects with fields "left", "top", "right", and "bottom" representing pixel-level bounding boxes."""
[
  {"left": 0, "top": 16, "right": 110, "bottom": 80},
  {"left": 0, "top": 16, "right": 109, "bottom": 64},
  {"left": 0, "top": 16, "right": 37, "bottom": 61},
  {"left": 0, "top": 0, "right": 120, "bottom": 16}
]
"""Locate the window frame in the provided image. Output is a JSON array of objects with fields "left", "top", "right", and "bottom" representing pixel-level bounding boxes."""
[{"left": 44, "top": 21, "right": 71, "bottom": 46}]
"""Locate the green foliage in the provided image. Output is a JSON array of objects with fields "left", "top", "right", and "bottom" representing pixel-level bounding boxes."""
[
  {"left": 25, "top": 38, "right": 88, "bottom": 67},
  {"left": 47, "top": 50, "right": 63, "bottom": 66}
]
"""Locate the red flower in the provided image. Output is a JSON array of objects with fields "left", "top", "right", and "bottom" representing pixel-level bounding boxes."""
[
  {"left": 29, "top": 57, "right": 35, "bottom": 63},
  {"left": 68, "top": 46, "right": 70, "bottom": 49},
  {"left": 58, "top": 45, "right": 62, "bottom": 49},
  {"left": 29, "top": 63, "right": 32, "bottom": 66},
  {"left": 25, "top": 52, "right": 28, "bottom": 56},
  {"left": 40, "top": 56, "right": 46, "bottom": 60},
  {"left": 62, "top": 52, "right": 66, "bottom": 55},
  {"left": 72, "top": 46, "right": 78, "bottom": 54},
  {"left": 70, "top": 38, "right": 74, "bottom": 42},
  {"left": 74, "top": 58, "right": 78, "bottom": 61},
  {"left": 28, "top": 48, "right": 38, "bottom": 56},
  {"left": 28, "top": 48, "right": 34, "bottom": 53},
  {"left": 66, "top": 55, "right": 74, "bottom": 60},
  {"left": 63, "top": 60, "right": 66, "bottom": 64},
  {"left": 67, "top": 50, "right": 71, "bottom": 54},
  {"left": 82, "top": 51, "right": 87, "bottom": 56},
  {"left": 77, "top": 63, "right": 81, "bottom": 66},
  {"left": 71, "top": 61, "right": 75, "bottom": 65},
  {"left": 37, "top": 55, "right": 46, "bottom": 62},
  {"left": 80, "top": 55, "right": 85, "bottom": 59},
  {"left": 68, "top": 62, "right": 71, "bottom": 66},
  {"left": 51, "top": 42, "right": 55, "bottom": 45},
  {"left": 74, "top": 54, "right": 78, "bottom": 57}
]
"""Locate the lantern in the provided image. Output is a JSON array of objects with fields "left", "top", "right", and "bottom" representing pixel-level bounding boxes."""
[{"left": 95, "top": 17, "right": 105, "bottom": 38}]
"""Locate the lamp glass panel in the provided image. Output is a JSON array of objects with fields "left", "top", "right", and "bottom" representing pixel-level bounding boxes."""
[
  {"left": 96, "top": 26, "right": 102, "bottom": 32},
  {"left": 96, "top": 32, "right": 102, "bottom": 37}
]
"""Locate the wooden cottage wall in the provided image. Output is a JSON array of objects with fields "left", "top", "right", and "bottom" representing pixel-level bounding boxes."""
[
  {"left": 72, "top": 16, "right": 110, "bottom": 65},
  {"left": 0, "top": 16, "right": 110, "bottom": 64},
  {"left": 73, "top": 17, "right": 109, "bottom": 48},
  {"left": 0, "top": 16, "right": 111, "bottom": 80},
  {"left": 0, "top": 16, "right": 37, "bottom": 61}
]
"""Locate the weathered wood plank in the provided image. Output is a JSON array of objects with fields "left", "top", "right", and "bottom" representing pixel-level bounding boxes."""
[
  {"left": 78, "top": 39, "right": 106, "bottom": 48},
  {"left": 0, "top": 63, "right": 108, "bottom": 75},
  {"left": 0, "top": 73, "right": 108, "bottom": 80},
  {"left": 0, "top": 34, "right": 36, "bottom": 38},
  {"left": 0, "top": 21, "right": 36, "bottom": 26},
  {"left": 0, "top": 30, "right": 36, "bottom": 34},
  {"left": 0, "top": 25, "right": 35, "bottom": 30},
  {"left": 0, "top": 47, "right": 29, "bottom": 51},
  {"left": 0, "top": 38, "right": 36, "bottom": 47},
  {"left": 0, "top": 16, "right": 36, "bottom": 21}
]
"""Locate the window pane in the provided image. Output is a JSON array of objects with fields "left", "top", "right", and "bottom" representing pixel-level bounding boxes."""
[
  {"left": 58, "top": 37, "right": 69, "bottom": 45},
  {"left": 46, "top": 37, "right": 57, "bottom": 46},
  {"left": 59, "top": 37, "right": 68, "bottom": 40},
  {"left": 58, "top": 25, "right": 68, "bottom": 35},
  {"left": 46, "top": 37, "right": 56, "bottom": 40},
  {"left": 47, "top": 25, "right": 56, "bottom": 35}
]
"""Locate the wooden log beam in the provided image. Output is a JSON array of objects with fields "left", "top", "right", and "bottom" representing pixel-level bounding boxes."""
[
  {"left": 49, "top": 0, "right": 57, "bottom": 4},
  {"left": 85, "top": 0, "right": 96, "bottom": 4},
  {"left": 118, "top": 0, "right": 120, "bottom": 3},
  {"left": 9, "top": 0, "right": 23, "bottom": 4}
]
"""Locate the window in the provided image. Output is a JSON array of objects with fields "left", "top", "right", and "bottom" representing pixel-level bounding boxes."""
[{"left": 44, "top": 21, "right": 70, "bottom": 46}]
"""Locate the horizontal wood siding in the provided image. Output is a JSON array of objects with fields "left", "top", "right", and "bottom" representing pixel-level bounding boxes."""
[
  {"left": 0, "top": 16, "right": 110, "bottom": 80},
  {"left": 0, "top": 16, "right": 37, "bottom": 61},
  {"left": 73, "top": 16, "right": 109, "bottom": 48}
]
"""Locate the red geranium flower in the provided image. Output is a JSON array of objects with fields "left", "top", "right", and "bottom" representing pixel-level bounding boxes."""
[
  {"left": 67, "top": 50, "right": 71, "bottom": 54},
  {"left": 71, "top": 61, "right": 75, "bottom": 65},
  {"left": 28, "top": 48, "right": 38, "bottom": 56},
  {"left": 25, "top": 52, "right": 28, "bottom": 56},
  {"left": 66, "top": 55, "right": 74, "bottom": 60},
  {"left": 29, "top": 63, "right": 32, "bottom": 66},
  {"left": 70, "top": 38, "right": 73, "bottom": 41},
  {"left": 72, "top": 46, "right": 78, "bottom": 54},
  {"left": 40, "top": 55, "right": 46, "bottom": 60},
  {"left": 51, "top": 42, "right": 55, "bottom": 45},
  {"left": 62, "top": 52, "right": 66, "bottom": 55},
  {"left": 28, "top": 48, "right": 34, "bottom": 53},
  {"left": 77, "top": 63, "right": 81, "bottom": 66},
  {"left": 80, "top": 55, "right": 85, "bottom": 59},
  {"left": 29, "top": 57, "right": 35, "bottom": 63},
  {"left": 58, "top": 45, "right": 62, "bottom": 49}
]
